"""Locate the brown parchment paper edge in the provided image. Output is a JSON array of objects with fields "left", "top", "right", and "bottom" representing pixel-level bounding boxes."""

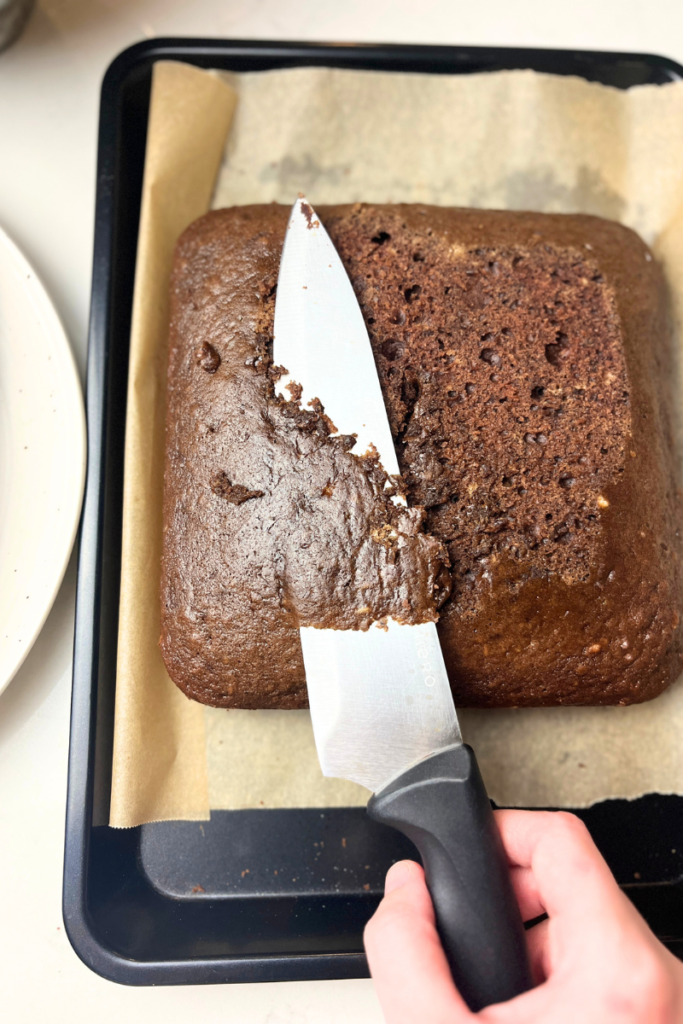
[{"left": 109, "top": 61, "right": 237, "bottom": 828}]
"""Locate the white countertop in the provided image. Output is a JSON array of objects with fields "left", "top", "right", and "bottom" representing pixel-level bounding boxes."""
[{"left": 2, "top": 2, "right": 683, "bottom": 1021}]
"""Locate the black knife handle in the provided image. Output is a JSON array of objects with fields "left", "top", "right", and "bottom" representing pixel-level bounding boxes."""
[{"left": 367, "top": 743, "right": 533, "bottom": 1012}]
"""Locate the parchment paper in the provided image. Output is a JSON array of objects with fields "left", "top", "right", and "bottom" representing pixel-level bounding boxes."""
[
  {"left": 111, "top": 61, "right": 683, "bottom": 827},
  {"left": 110, "top": 62, "right": 236, "bottom": 827}
]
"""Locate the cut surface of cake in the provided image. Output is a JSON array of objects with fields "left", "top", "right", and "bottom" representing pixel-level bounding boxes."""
[{"left": 160, "top": 204, "right": 682, "bottom": 708}]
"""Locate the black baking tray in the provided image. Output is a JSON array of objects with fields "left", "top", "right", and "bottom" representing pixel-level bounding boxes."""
[{"left": 63, "top": 38, "right": 683, "bottom": 986}]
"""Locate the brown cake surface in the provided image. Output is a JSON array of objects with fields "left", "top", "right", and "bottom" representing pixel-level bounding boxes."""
[{"left": 160, "top": 203, "right": 683, "bottom": 708}]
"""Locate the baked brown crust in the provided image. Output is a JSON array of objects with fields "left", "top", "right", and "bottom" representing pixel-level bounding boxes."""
[{"left": 160, "top": 204, "right": 683, "bottom": 708}]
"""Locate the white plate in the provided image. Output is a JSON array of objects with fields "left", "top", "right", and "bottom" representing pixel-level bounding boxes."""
[{"left": 0, "top": 225, "right": 86, "bottom": 696}]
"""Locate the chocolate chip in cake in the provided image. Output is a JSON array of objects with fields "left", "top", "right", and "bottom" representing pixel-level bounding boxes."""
[
  {"left": 195, "top": 341, "right": 221, "bottom": 373},
  {"left": 209, "top": 471, "right": 263, "bottom": 504},
  {"left": 480, "top": 347, "right": 501, "bottom": 366}
]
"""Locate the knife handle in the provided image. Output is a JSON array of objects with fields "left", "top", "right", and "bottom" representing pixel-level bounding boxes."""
[{"left": 367, "top": 743, "right": 533, "bottom": 1012}]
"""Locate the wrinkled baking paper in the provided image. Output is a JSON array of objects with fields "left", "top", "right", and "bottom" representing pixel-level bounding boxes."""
[{"left": 111, "top": 60, "right": 683, "bottom": 827}]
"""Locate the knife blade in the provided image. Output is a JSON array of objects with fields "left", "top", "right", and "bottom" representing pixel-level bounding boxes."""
[{"left": 273, "top": 197, "right": 532, "bottom": 1010}]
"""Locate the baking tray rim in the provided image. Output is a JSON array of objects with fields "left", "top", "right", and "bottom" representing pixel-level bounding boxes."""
[{"left": 63, "top": 36, "right": 683, "bottom": 987}]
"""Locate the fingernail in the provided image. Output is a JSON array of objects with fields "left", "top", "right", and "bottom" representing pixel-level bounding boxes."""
[{"left": 385, "top": 860, "right": 415, "bottom": 894}]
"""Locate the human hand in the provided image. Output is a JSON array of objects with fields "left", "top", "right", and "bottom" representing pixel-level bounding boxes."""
[{"left": 364, "top": 810, "right": 683, "bottom": 1023}]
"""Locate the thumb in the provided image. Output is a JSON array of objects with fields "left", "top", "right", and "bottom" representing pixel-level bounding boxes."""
[{"left": 364, "top": 860, "right": 473, "bottom": 1024}]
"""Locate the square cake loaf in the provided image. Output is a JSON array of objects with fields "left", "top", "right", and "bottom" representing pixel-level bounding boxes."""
[{"left": 160, "top": 204, "right": 683, "bottom": 708}]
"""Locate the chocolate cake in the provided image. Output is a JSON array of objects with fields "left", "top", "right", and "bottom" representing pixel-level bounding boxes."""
[{"left": 160, "top": 203, "right": 683, "bottom": 708}]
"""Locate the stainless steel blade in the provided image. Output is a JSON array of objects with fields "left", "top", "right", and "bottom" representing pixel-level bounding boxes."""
[
  {"left": 301, "top": 618, "right": 461, "bottom": 792},
  {"left": 274, "top": 197, "right": 461, "bottom": 793},
  {"left": 273, "top": 197, "right": 398, "bottom": 471}
]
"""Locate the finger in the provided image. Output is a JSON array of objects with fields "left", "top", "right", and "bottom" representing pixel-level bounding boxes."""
[
  {"left": 523, "top": 916, "right": 551, "bottom": 986},
  {"left": 491, "top": 811, "right": 545, "bottom": 920},
  {"left": 494, "top": 809, "right": 564, "bottom": 870},
  {"left": 364, "top": 860, "right": 473, "bottom": 1024},
  {"left": 494, "top": 809, "right": 624, "bottom": 922},
  {"left": 508, "top": 864, "right": 544, "bottom": 923}
]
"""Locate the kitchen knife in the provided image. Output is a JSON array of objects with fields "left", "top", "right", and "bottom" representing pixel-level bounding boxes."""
[{"left": 273, "top": 196, "right": 533, "bottom": 1011}]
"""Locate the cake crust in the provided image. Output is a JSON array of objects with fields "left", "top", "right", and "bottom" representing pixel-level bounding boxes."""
[{"left": 160, "top": 204, "right": 683, "bottom": 708}]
